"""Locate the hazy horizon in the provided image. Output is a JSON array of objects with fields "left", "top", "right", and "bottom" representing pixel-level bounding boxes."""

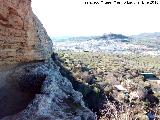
[
  {"left": 50, "top": 32, "right": 160, "bottom": 38},
  {"left": 32, "top": 0, "right": 160, "bottom": 37}
]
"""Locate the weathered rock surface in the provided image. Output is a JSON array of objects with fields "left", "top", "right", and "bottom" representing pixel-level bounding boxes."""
[
  {"left": 0, "top": 0, "right": 53, "bottom": 66},
  {"left": 1, "top": 59, "right": 96, "bottom": 120},
  {"left": 0, "top": 0, "right": 96, "bottom": 119}
]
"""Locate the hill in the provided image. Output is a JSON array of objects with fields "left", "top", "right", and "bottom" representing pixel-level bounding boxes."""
[{"left": 53, "top": 33, "right": 160, "bottom": 56}]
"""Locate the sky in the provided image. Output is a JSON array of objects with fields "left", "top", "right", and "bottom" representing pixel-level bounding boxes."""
[{"left": 32, "top": 0, "right": 160, "bottom": 37}]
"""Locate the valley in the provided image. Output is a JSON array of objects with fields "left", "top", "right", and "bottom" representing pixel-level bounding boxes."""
[{"left": 53, "top": 33, "right": 160, "bottom": 119}]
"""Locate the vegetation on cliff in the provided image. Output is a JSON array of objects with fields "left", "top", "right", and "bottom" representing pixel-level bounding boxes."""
[{"left": 56, "top": 51, "right": 160, "bottom": 120}]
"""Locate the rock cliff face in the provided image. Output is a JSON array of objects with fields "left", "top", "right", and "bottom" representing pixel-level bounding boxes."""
[
  {"left": 0, "top": 0, "right": 96, "bottom": 119},
  {"left": 0, "top": 0, "right": 53, "bottom": 66}
]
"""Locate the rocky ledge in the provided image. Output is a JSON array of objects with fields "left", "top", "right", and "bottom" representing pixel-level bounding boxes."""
[{"left": 1, "top": 59, "right": 96, "bottom": 120}]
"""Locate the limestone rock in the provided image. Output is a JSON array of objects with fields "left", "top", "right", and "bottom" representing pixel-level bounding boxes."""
[
  {"left": 0, "top": 0, "right": 53, "bottom": 66},
  {"left": 1, "top": 59, "right": 96, "bottom": 120},
  {"left": 0, "top": 0, "right": 96, "bottom": 119}
]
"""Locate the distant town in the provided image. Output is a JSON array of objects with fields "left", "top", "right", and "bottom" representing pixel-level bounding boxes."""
[{"left": 52, "top": 33, "right": 160, "bottom": 56}]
